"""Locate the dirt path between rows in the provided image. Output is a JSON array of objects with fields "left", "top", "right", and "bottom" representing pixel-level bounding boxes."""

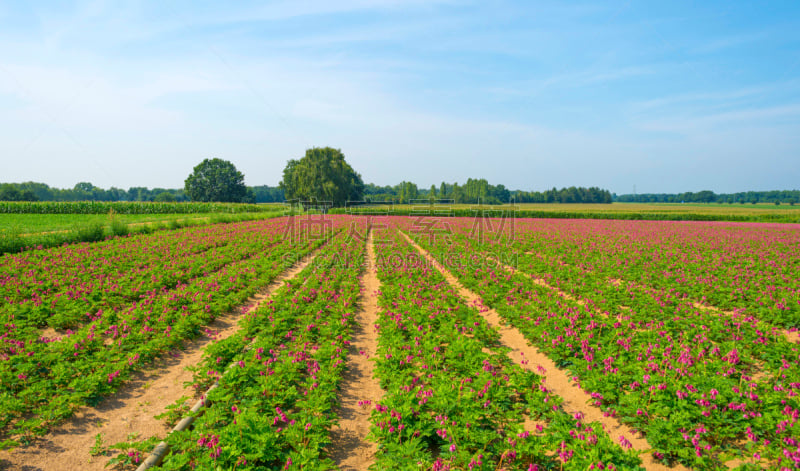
[
  {"left": 0, "top": 254, "right": 318, "bottom": 471},
  {"left": 402, "top": 232, "right": 687, "bottom": 471},
  {"left": 327, "top": 230, "right": 383, "bottom": 470}
]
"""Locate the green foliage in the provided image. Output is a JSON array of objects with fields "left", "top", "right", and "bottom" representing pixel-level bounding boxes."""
[
  {"left": 513, "top": 185, "right": 611, "bottom": 204},
  {"left": 108, "top": 211, "right": 130, "bottom": 237},
  {"left": 155, "top": 396, "right": 192, "bottom": 427},
  {"left": 90, "top": 433, "right": 107, "bottom": 456},
  {"left": 210, "top": 213, "right": 232, "bottom": 224},
  {"left": 134, "top": 223, "right": 155, "bottom": 235},
  {"left": 331, "top": 206, "right": 800, "bottom": 223},
  {"left": 368, "top": 228, "right": 643, "bottom": 469},
  {"left": 145, "top": 228, "right": 358, "bottom": 470},
  {"left": 0, "top": 219, "right": 322, "bottom": 442},
  {"left": 396, "top": 181, "right": 418, "bottom": 203},
  {"left": 413, "top": 220, "right": 800, "bottom": 469},
  {"left": 0, "top": 181, "right": 185, "bottom": 202},
  {"left": 154, "top": 191, "right": 176, "bottom": 202},
  {"left": 0, "top": 184, "right": 38, "bottom": 201},
  {"left": 0, "top": 232, "right": 25, "bottom": 255},
  {"left": 0, "top": 201, "right": 273, "bottom": 214},
  {"left": 280, "top": 147, "right": 364, "bottom": 207},
  {"left": 110, "top": 220, "right": 129, "bottom": 236},
  {"left": 106, "top": 436, "right": 161, "bottom": 469},
  {"left": 617, "top": 189, "right": 800, "bottom": 204},
  {"left": 250, "top": 185, "right": 284, "bottom": 202},
  {"left": 365, "top": 180, "right": 611, "bottom": 204},
  {"left": 184, "top": 158, "right": 249, "bottom": 203},
  {"left": 0, "top": 209, "right": 283, "bottom": 255},
  {"left": 243, "top": 187, "right": 256, "bottom": 204},
  {"left": 73, "top": 222, "right": 106, "bottom": 243}
]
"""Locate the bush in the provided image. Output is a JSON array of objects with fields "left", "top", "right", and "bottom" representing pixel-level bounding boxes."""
[
  {"left": 110, "top": 218, "right": 129, "bottom": 237},
  {"left": 0, "top": 233, "right": 24, "bottom": 254},
  {"left": 210, "top": 214, "right": 232, "bottom": 224},
  {"left": 73, "top": 222, "right": 106, "bottom": 243}
]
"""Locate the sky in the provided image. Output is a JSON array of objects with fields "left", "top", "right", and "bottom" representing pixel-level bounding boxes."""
[{"left": 1, "top": 1, "right": 799, "bottom": 194}]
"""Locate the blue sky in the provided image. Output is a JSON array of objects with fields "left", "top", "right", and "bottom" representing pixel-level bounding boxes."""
[{"left": 1, "top": 1, "right": 799, "bottom": 194}]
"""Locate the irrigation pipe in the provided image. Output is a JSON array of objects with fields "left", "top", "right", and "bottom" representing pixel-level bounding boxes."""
[
  {"left": 134, "top": 340, "right": 251, "bottom": 471},
  {"left": 135, "top": 256, "right": 319, "bottom": 470}
]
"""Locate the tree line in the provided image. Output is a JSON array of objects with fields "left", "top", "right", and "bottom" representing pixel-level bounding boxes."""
[
  {"left": 0, "top": 181, "right": 285, "bottom": 204},
  {"left": 0, "top": 182, "right": 188, "bottom": 203},
  {"left": 0, "top": 178, "right": 614, "bottom": 206},
  {"left": 362, "top": 180, "right": 611, "bottom": 204},
  {"left": 615, "top": 190, "right": 799, "bottom": 205},
  {"left": 2, "top": 148, "right": 613, "bottom": 205}
]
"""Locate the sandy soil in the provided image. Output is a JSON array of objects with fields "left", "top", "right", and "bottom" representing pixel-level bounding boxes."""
[
  {"left": 402, "top": 232, "right": 688, "bottom": 471},
  {"left": 0, "top": 254, "right": 318, "bottom": 471},
  {"left": 327, "top": 231, "right": 383, "bottom": 470}
]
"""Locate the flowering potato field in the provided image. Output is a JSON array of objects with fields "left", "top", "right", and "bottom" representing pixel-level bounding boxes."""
[
  {"left": 405, "top": 217, "right": 800, "bottom": 469},
  {"left": 0, "top": 217, "right": 331, "bottom": 446},
  {"left": 367, "top": 226, "right": 642, "bottom": 469},
  {"left": 0, "top": 215, "right": 798, "bottom": 470}
]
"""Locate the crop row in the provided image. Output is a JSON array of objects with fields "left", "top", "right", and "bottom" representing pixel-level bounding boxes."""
[
  {"left": 442, "top": 219, "right": 798, "bottom": 376},
  {"left": 367, "top": 226, "right": 642, "bottom": 469},
  {"left": 407, "top": 217, "right": 800, "bottom": 469},
  {"left": 0, "top": 217, "right": 343, "bottom": 447},
  {"left": 1, "top": 220, "right": 288, "bottom": 336},
  {"left": 123, "top": 223, "right": 645, "bottom": 470},
  {"left": 511, "top": 219, "right": 800, "bottom": 328},
  {"left": 148, "top": 228, "right": 365, "bottom": 469}
]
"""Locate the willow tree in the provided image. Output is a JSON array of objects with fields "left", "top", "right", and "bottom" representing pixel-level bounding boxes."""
[{"left": 280, "top": 147, "right": 364, "bottom": 207}]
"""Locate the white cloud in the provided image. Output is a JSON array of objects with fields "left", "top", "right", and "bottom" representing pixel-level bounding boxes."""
[
  {"left": 484, "top": 65, "right": 657, "bottom": 99},
  {"left": 626, "top": 82, "right": 799, "bottom": 112},
  {"left": 690, "top": 31, "right": 768, "bottom": 54},
  {"left": 635, "top": 103, "right": 800, "bottom": 134}
]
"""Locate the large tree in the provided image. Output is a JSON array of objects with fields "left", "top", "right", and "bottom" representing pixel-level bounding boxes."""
[
  {"left": 184, "top": 158, "right": 249, "bottom": 202},
  {"left": 280, "top": 147, "right": 364, "bottom": 207}
]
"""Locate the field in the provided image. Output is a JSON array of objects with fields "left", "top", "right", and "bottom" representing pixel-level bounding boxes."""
[
  {"left": 516, "top": 202, "right": 800, "bottom": 216},
  {"left": 336, "top": 202, "right": 800, "bottom": 223},
  {"left": 0, "top": 215, "right": 798, "bottom": 470},
  {"left": 0, "top": 203, "right": 285, "bottom": 254},
  {"left": 1, "top": 214, "right": 219, "bottom": 234}
]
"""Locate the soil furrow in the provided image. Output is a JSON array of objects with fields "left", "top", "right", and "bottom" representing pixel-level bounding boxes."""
[
  {"left": 327, "top": 230, "right": 383, "bottom": 470},
  {"left": 0, "top": 252, "right": 319, "bottom": 471},
  {"left": 402, "top": 232, "right": 687, "bottom": 471}
]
